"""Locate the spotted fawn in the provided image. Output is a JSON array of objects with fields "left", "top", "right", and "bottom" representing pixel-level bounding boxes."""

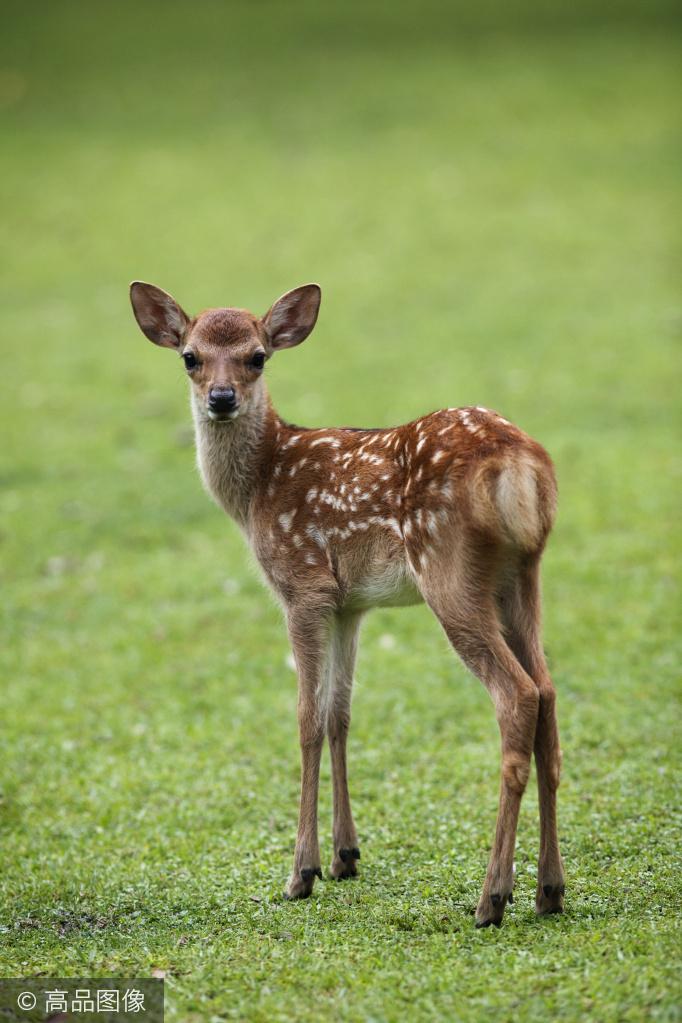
[{"left": 130, "top": 281, "right": 565, "bottom": 926}]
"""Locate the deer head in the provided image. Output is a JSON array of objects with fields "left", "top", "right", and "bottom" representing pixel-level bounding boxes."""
[{"left": 129, "top": 282, "right": 321, "bottom": 422}]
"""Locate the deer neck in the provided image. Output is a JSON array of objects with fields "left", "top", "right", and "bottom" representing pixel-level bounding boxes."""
[{"left": 191, "top": 381, "right": 275, "bottom": 527}]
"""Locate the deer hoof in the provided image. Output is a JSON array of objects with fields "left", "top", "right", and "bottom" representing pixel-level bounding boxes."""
[
  {"left": 301, "top": 867, "right": 323, "bottom": 882},
  {"left": 330, "top": 847, "right": 360, "bottom": 880},
  {"left": 536, "top": 882, "right": 565, "bottom": 915},
  {"left": 475, "top": 890, "right": 512, "bottom": 928},
  {"left": 284, "top": 866, "right": 322, "bottom": 900}
]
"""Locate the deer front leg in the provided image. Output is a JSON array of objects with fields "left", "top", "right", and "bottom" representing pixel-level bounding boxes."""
[
  {"left": 284, "top": 607, "right": 330, "bottom": 900},
  {"left": 327, "top": 612, "right": 362, "bottom": 880}
]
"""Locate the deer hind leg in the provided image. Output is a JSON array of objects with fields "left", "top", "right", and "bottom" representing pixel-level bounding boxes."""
[
  {"left": 497, "top": 555, "right": 565, "bottom": 915},
  {"left": 327, "top": 611, "right": 362, "bottom": 880},
  {"left": 418, "top": 563, "right": 539, "bottom": 928},
  {"left": 284, "top": 605, "right": 332, "bottom": 900}
]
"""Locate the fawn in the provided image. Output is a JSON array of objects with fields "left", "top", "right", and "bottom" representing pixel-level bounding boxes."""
[{"left": 129, "top": 280, "right": 565, "bottom": 927}]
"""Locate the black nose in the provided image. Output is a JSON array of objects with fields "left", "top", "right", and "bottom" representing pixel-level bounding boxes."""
[{"left": 208, "top": 387, "right": 238, "bottom": 414}]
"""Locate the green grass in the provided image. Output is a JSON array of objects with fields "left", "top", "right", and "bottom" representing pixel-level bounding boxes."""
[{"left": 1, "top": 2, "right": 681, "bottom": 1020}]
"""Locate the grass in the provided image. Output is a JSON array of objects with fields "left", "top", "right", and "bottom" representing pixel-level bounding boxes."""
[{"left": 1, "top": 1, "right": 681, "bottom": 1020}]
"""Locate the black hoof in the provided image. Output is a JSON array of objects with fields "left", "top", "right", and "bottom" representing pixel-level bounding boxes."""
[
  {"left": 475, "top": 918, "right": 502, "bottom": 929},
  {"left": 300, "top": 867, "right": 323, "bottom": 882},
  {"left": 339, "top": 847, "right": 361, "bottom": 863},
  {"left": 537, "top": 882, "right": 565, "bottom": 915}
]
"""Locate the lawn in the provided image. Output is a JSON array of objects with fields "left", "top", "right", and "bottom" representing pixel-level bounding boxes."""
[{"left": 1, "top": 2, "right": 680, "bottom": 1020}]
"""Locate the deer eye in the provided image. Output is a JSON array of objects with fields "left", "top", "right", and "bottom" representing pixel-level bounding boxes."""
[
  {"left": 249, "top": 351, "right": 266, "bottom": 371},
  {"left": 182, "top": 351, "right": 198, "bottom": 371}
]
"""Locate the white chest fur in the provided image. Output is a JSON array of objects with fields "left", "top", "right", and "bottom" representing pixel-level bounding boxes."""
[{"left": 191, "top": 390, "right": 265, "bottom": 526}]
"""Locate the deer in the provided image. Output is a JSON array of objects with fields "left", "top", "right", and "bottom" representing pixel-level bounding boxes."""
[{"left": 129, "top": 280, "right": 565, "bottom": 927}]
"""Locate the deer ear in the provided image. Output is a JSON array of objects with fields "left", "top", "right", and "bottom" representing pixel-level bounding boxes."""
[
  {"left": 129, "top": 281, "right": 190, "bottom": 349},
  {"left": 262, "top": 284, "right": 321, "bottom": 350}
]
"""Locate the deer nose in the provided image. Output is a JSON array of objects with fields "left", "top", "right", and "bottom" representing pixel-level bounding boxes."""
[{"left": 207, "top": 387, "right": 238, "bottom": 414}]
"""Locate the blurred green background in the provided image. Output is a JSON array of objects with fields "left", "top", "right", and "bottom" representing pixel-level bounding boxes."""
[{"left": 1, "top": 2, "right": 680, "bottom": 1021}]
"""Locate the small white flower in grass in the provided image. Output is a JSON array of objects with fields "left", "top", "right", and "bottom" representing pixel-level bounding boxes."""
[{"left": 378, "top": 633, "right": 396, "bottom": 651}]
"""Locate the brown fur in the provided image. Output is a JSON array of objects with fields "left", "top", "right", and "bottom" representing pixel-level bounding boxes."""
[{"left": 130, "top": 281, "right": 565, "bottom": 925}]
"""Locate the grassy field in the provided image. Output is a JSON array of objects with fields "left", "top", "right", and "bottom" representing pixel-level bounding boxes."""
[{"left": 1, "top": 2, "right": 680, "bottom": 1020}]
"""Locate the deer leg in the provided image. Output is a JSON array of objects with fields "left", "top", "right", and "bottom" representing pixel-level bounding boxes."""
[
  {"left": 284, "top": 606, "right": 331, "bottom": 900},
  {"left": 421, "top": 572, "right": 539, "bottom": 927},
  {"left": 499, "top": 558, "right": 565, "bottom": 915},
  {"left": 327, "top": 612, "right": 362, "bottom": 880}
]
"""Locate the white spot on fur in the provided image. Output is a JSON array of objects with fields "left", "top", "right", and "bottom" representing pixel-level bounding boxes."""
[
  {"left": 279, "top": 511, "right": 294, "bottom": 532},
  {"left": 367, "top": 515, "right": 402, "bottom": 538},
  {"left": 306, "top": 523, "right": 327, "bottom": 547},
  {"left": 310, "top": 435, "right": 341, "bottom": 448},
  {"left": 431, "top": 450, "right": 446, "bottom": 464}
]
